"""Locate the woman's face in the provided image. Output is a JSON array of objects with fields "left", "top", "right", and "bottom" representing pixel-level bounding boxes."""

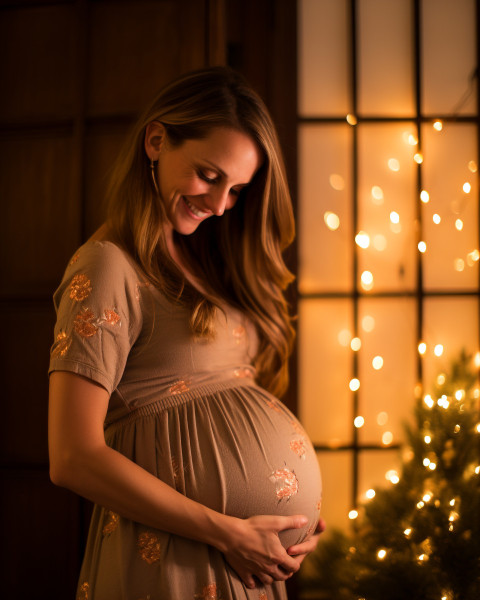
[{"left": 152, "top": 126, "right": 263, "bottom": 237}]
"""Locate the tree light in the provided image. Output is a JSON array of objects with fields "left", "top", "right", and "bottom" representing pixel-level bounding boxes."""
[
  {"left": 420, "top": 190, "right": 430, "bottom": 203},
  {"left": 351, "top": 337, "right": 362, "bottom": 351},
  {"left": 390, "top": 211, "right": 400, "bottom": 224},
  {"left": 468, "top": 160, "right": 478, "bottom": 172},
  {"left": 361, "top": 271, "right": 374, "bottom": 290},
  {"left": 418, "top": 241, "right": 427, "bottom": 253},
  {"left": 414, "top": 152, "right": 423, "bottom": 164},
  {"left": 377, "top": 549, "right": 387, "bottom": 560},
  {"left": 388, "top": 158, "right": 400, "bottom": 171},
  {"left": 382, "top": 431, "right": 393, "bottom": 445},
  {"left": 354, "top": 416, "right": 365, "bottom": 428},
  {"left": 463, "top": 182, "right": 472, "bottom": 193},
  {"left": 349, "top": 378, "right": 360, "bottom": 391},
  {"left": 338, "top": 329, "right": 351, "bottom": 347},
  {"left": 329, "top": 173, "right": 345, "bottom": 191},
  {"left": 346, "top": 114, "right": 357, "bottom": 125},
  {"left": 372, "top": 356, "right": 383, "bottom": 370},
  {"left": 366, "top": 489, "right": 376, "bottom": 499},
  {"left": 355, "top": 231, "right": 370, "bottom": 248},
  {"left": 433, "top": 213, "right": 441, "bottom": 224},
  {"left": 424, "top": 395, "right": 434, "bottom": 408},
  {"left": 418, "top": 342, "right": 427, "bottom": 355},
  {"left": 434, "top": 344, "right": 444, "bottom": 357},
  {"left": 433, "top": 120, "right": 443, "bottom": 131},
  {"left": 376, "top": 411, "right": 388, "bottom": 425},
  {"left": 424, "top": 435, "right": 432, "bottom": 444},
  {"left": 455, "top": 219, "right": 464, "bottom": 231},
  {"left": 362, "top": 315, "right": 375, "bottom": 332},
  {"left": 348, "top": 509, "right": 358, "bottom": 519},
  {"left": 371, "top": 185, "right": 384, "bottom": 204}
]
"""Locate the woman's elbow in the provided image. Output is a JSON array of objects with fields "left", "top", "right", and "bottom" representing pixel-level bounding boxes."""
[{"left": 49, "top": 450, "right": 78, "bottom": 488}]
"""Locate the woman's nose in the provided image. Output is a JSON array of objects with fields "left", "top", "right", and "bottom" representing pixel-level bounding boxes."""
[{"left": 207, "top": 186, "right": 230, "bottom": 216}]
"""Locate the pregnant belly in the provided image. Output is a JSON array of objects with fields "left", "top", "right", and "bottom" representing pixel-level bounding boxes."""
[{"left": 174, "top": 384, "right": 323, "bottom": 549}]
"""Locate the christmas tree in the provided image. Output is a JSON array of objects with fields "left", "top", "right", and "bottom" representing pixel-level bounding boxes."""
[{"left": 301, "top": 351, "right": 480, "bottom": 600}]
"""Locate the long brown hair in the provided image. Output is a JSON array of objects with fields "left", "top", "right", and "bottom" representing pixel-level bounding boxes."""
[{"left": 107, "top": 67, "right": 295, "bottom": 397}]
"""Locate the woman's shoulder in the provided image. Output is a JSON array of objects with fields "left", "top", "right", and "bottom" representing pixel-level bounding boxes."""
[{"left": 65, "top": 238, "right": 140, "bottom": 281}]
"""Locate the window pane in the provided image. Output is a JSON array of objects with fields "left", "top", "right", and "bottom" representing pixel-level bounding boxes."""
[
  {"left": 422, "top": 296, "right": 479, "bottom": 390},
  {"left": 358, "top": 298, "right": 417, "bottom": 446},
  {"left": 422, "top": 123, "right": 478, "bottom": 290},
  {"left": 299, "top": 299, "right": 353, "bottom": 446},
  {"left": 357, "top": 0, "right": 414, "bottom": 116},
  {"left": 298, "top": 0, "right": 351, "bottom": 116},
  {"left": 298, "top": 124, "right": 353, "bottom": 293},
  {"left": 358, "top": 449, "right": 402, "bottom": 503},
  {"left": 421, "top": 0, "right": 477, "bottom": 115},
  {"left": 316, "top": 451, "right": 352, "bottom": 531},
  {"left": 358, "top": 123, "right": 418, "bottom": 292}
]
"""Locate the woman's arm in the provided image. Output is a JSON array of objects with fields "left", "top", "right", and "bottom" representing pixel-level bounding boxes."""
[{"left": 49, "top": 371, "right": 306, "bottom": 588}]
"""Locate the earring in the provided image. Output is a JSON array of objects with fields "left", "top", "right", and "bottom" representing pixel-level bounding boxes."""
[{"left": 150, "top": 159, "right": 160, "bottom": 195}]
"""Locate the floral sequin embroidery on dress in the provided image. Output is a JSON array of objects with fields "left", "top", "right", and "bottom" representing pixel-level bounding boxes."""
[
  {"left": 51, "top": 330, "right": 72, "bottom": 358},
  {"left": 69, "top": 252, "right": 80, "bottom": 265},
  {"left": 169, "top": 380, "right": 190, "bottom": 395},
  {"left": 73, "top": 307, "right": 121, "bottom": 338},
  {"left": 69, "top": 274, "right": 93, "bottom": 302},
  {"left": 76, "top": 581, "right": 89, "bottom": 600},
  {"left": 270, "top": 468, "right": 299, "bottom": 500},
  {"left": 137, "top": 531, "right": 161, "bottom": 564},
  {"left": 232, "top": 325, "right": 245, "bottom": 345},
  {"left": 234, "top": 367, "right": 254, "bottom": 379},
  {"left": 102, "top": 510, "right": 119, "bottom": 536},
  {"left": 290, "top": 437, "right": 307, "bottom": 458},
  {"left": 195, "top": 583, "right": 220, "bottom": 599},
  {"left": 258, "top": 592, "right": 268, "bottom": 600}
]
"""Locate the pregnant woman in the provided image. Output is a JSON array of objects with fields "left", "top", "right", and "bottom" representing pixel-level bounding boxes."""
[{"left": 48, "top": 67, "right": 322, "bottom": 600}]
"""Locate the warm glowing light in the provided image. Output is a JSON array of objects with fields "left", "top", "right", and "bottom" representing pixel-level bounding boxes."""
[
  {"left": 404, "top": 528, "right": 412, "bottom": 537},
  {"left": 424, "top": 395, "right": 434, "bottom": 408},
  {"left": 423, "top": 493, "right": 432, "bottom": 502},
  {"left": 433, "top": 120, "right": 443, "bottom": 131},
  {"left": 338, "top": 329, "right": 351, "bottom": 347},
  {"left": 418, "top": 342, "right": 427, "bottom": 355},
  {"left": 468, "top": 160, "right": 478, "bottom": 172},
  {"left": 377, "top": 549, "right": 387, "bottom": 560},
  {"left": 377, "top": 411, "right": 388, "bottom": 426},
  {"left": 423, "top": 458, "right": 430, "bottom": 466},
  {"left": 408, "top": 134, "right": 418, "bottom": 145},
  {"left": 329, "top": 173, "right": 345, "bottom": 191},
  {"left": 355, "top": 231, "right": 370, "bottom": 248},
  {"left": 372, "top": 356, "right": 383, "bottom": 370},
  {"left": 414, "top": 152, "right": 423, "bottom": 164},
  {"left": 454, "top": 258, "right": 465, "bottom": 272},
  {"left": 371, "top": 185, "right": 384, "bottom": 204},
  {"left": 434, "top": 344, "right": 444, "bottom": 357},
  {"left": 420, "top": 190, "right": 430, "bottom": 203},
  {"left": 346, "top": 114, "right": 357, "bottom": 126},
  {"left": 373, "top": 234, "right": 387, "bottom": 251},
  {"left": 366, "top": 489, "right": 376, "bottom": 499},
  {"left": 382, "top": 431, "right": 393, "bottom": 445},
  {"left": 474, "top": 352, "right": 480, "bottom": 368},
  {"left": 463, "top": 182, "right": 472, "bottom": 194},
  {"left": 433, "top": 213, "right": 441, "bottom": 224},
  {"left": 476, "top": 424, "right": 480, "bottom": 434},
  {"left": 428, "top": 462, "right": 437, "bottom": 470},
  {"left": 454, "top": 424, "right": 461, "bottom": 433},
  {"left": 424, "top": 435, "right": 432, "bottom": 444},
  {"left": 324, "top": 211, "right": 340, "bottom": 231},
  {"left": 475, "top": 466, "right": 480, "bottom": 474},
  {"left": 361, "top": 271, "right": 374, "bottom": 290},
  {"left": 362, "top": 315, "right": 375, "bottom": 332},
  {"left": 418, "top": 241, "right": 427, "bottom": 253},
  {"left": 455, "top": 389, "right": 464, "bottom": 400},
  {"left": 417, "top": 501, "right": 425, "bottom": 509},
  {"left": 418, "top": 553, "right": 428, "bottom": 562},
  {"left": 467, "top": 249, "right": 480, "bottom": 266},
  {"left": 438, "top": 396, "right": 449, "bottom": 409},
  {"left": 348, "top": 509, "right": 358, "bottom": 520},
  {"left": 385, "top": 469, "right": 399, "bottom": 483},
  {"left": 455, "top": 219, "right": 464, "bottom": 231},
  {"left": 349, "top": 378, "right": 360, "bottom": 391},
  {"left": 390, "top": 211, "right": 400, "bottom": 224},
  {"left": 388, "top": 158, "right": 400, "bottom": 171},
  {"left": 391, "top": 222, "right": 402, "bottom": 234},
  {"left": 354, "top": 416, "right": 365, "bottom": 428},
  {"left": 351, "top": 337, "right": 362, "bottom": 351}
]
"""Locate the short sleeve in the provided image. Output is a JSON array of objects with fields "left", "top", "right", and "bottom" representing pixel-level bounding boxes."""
[{"left": 48, "top": 241, "right": 144, "bottom": 394}]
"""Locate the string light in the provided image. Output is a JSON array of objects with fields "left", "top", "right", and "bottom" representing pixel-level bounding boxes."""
[
  {"left": 390, "top": 211, "right": 400, "bottom": 224},
  {"left": 418, "top": 241, "right": 427, "bottom": 253},
  {"left": 433, "top": 213, "right": 441, "bottom": 224},
  {"left": 414, "top": 152, "right": 424, "bottom": 164},
  {"left": 433, "top": 120, "right": 443, "bottom": 131},
  {"left": 377, "top": 411, "right": 388, "bottom": 425},
  {"left": 388, "top": 158, "right": 400, "bottom": 171},
  {"left": 424, "top": 434, "right": 432, "bottom": 444},
  {"left": 437, "top": 374, "right": 446, "bottom": 385},
  {"left": 346, "top": 114, "right": 357, "bottom": 126},
  {"left": 418, "top": 342, "right": 427, "bottom": 355},
  {"left": 351, "top": 337, "right": 362, "bottom": 351},
  {"left": 329, "top": 173, "right": 345, "bottom": 190},
  {"left": 403, "top": 528, "right": 412, "bottom": 537},
  {"left": 348, "top": 509, "right": 358, "bottom": 520},
  {"left": 434, "top": 344, "right": 444, "bottom": 357},
  {"left": 371, "top": 185, "right": 384, "bottom": 204},
  {"left": 338, "top": 329, "right": 351, "bottom": 347},
  {"left": 324, "top": 211, "right": 340, "bottom": 231},
  {"left": 361, "top": 271, "right": 374, "bottom": 290},
  {"left": 354, "top": 416, "right": 365, "bottom": 428},
  {"left": 382, "top": 431, "right": 393, "bottom": 445},
  {"left": 372, "top": 356, "right": 384, "bottom": 370},
  {"left": 373, "top": 234, "right": 387, "bottom": 251},
  {"left": 463, "top": 182, "right": 471, "bottom": 193},
  {"left": 385, "top": 469, "right": 399, "bottom": 483},
  {"left": 455, "top": 389, "right": 465, "bottom": 400},
  {"left": 350, "top": 378, "right": 360, "bottom": 391},
  {"left": 455, "top": 219, "right": 464, "bottom": 231},
  {"left": 362, "top": 315, "right": 375, "bottom": 332},
  {"left": 424, "top": 395, "right": 434, "bottom": 408},
  {"left": 420, "top": 190, "right": 430, "bottom": 203},
  {"left": 468, "top": 160, "right": 477, "bottom": 172},
  {"left": 355, "top": 231, "right": 370, "bottom": 248},
  {"left": 365, "top": 489, "right": 376, "bottom": 499},
  {"left": 454, "top": 258, "right": 465, "bottom": 272},
  {"left": 377, "top": 549, "right": 387, "bottom": 560}
]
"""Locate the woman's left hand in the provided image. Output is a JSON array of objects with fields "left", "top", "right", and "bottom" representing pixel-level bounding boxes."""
[{"left": 285, "top": 517, "right": 326, "bottom": 565}]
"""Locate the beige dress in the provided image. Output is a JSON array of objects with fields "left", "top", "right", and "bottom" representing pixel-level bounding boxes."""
[{"left": 49, "top": 240, "right": 322, "bottom": 600}]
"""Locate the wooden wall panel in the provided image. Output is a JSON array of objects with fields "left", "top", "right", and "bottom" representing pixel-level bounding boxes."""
[
  {"left": 87, "top": 0, "right": 207, "bottom": 116},
  {"left": 0, "top": 133, "right": 81, "bottom": 297},
  {"left": 84, "top": 125, "right": 130, "bottom": 234},
  {"left": 0, "top": 4, "right": 78, "bottom": 122}
]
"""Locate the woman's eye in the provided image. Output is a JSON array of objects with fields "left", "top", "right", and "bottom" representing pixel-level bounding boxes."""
[{"left": 199, "top": 171, "right": 218, "bottom": 184}]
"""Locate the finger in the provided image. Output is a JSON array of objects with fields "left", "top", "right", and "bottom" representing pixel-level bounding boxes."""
[
  {"left": 287, "top": 534, "right": 320, "bottom": 556},
  {"left": 317, "top": 517, "right": 327, "bottom": 533},
  {"left": 275, "top": 514, "right": 309, "bottom": 532},
  {"left": 278, "top": 554, "right": 301, "bottom": 574},
  {"left": 258, "top": 574, "right": 274, "bottom": 586}
]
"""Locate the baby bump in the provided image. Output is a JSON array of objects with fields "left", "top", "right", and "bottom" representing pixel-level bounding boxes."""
[{"left": 169, "top": 385, "right": 322, "bottom": 548}]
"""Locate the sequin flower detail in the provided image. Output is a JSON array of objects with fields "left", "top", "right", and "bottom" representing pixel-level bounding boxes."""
[
  {"left": 76, "top": 582, "right": 89, "bottom": 600},
  {"left": 290, "top": 437, "right": 307, "bottom": 458},
  {"left": 102, "top": 510, "right": 119, "bottom": 536},
  {"left": 51, "top": 331, "right": 72, "bottom": 358},
  {"left": 74, "top": 308, "right": 98, "bottom": 338},
  {"left": 195, "top": 583, "right": 220, "bottom": 600},
  {"left": 137, "top": 531, "right": 161, "bottom": 564},
  {"left": 69, "top": 274, "right": 92, "bottom": 302},
  {"left": 169, "top": 380, "right": 190, "bottom": 395},
  {"left": 259, "top": 592, "right": 268, "bottom": 600},
  {"left": 104, "top": 309, "right": 121, "bottom": 325},
  {"left": 232, "top": 325, "right": 245, "bottom": 345},
  {"left": 270, "top": 468, "right": 299, "bottom": 500}
]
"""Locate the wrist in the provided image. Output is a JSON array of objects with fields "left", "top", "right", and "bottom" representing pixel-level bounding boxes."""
[{"left": 206, "top": 512, "right": 240, "bottom": 553}]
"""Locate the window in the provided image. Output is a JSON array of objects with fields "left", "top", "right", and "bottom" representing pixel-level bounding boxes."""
[{"left": 297, "top": 0, "right": 479, "bottom": 531}]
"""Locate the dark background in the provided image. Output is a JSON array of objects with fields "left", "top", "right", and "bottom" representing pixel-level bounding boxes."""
[{"left": 0, "top": 1, "right": 298, "bottom": 597}]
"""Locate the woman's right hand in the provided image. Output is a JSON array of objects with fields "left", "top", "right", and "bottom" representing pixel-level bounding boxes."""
[{"left": 221, "top": 514, "right": 308, "bottom": 589}]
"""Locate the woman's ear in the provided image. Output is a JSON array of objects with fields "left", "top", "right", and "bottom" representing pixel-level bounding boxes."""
[{"left": 144, "top": 121, "right": 166, "bottom": 161}]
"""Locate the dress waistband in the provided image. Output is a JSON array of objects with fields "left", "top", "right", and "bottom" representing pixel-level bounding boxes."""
[{"left": 104, "top": 376, "right": 258, "bottom": 430}]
